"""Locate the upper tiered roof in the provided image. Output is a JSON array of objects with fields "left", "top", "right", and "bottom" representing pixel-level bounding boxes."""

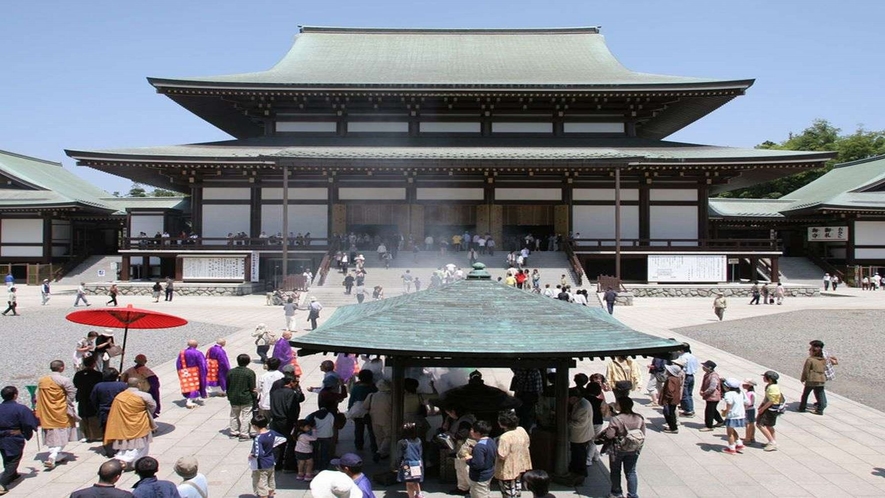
[{"left": 149, "top": 26, "right": 750, "bottom": 90}]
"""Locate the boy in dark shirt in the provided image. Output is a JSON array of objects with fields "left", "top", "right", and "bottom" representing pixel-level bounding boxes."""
[
  {"left": 465, "top": 420, "right": 497, "bottom": 498},
  {"left": 250, "top": 415, "right": 285, "bottom": 498}
]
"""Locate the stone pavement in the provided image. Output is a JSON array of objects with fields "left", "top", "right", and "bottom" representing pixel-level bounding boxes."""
[{"left": 4, "top": 284, "right": 885, "bottom": 497}]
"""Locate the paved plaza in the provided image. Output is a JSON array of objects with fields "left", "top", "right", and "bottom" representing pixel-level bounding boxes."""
[{"left": 2, "top": 283, "right": 885, "bottom": 497}]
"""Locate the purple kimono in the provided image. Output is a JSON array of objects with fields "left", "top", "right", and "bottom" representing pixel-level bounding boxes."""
[
  {"left": 272, "top": 337, "right": 293, "bottom": 366},
  {"left": 176, "top": 347, "right": 208, "bottom": 399},
  {"left": 205, "top": 344, "right": 231, "bottom": 391}
]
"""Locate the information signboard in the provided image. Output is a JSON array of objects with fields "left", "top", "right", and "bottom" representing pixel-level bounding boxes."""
[{"left": 647, "top": 254, "right": 727, "bottom": 282}]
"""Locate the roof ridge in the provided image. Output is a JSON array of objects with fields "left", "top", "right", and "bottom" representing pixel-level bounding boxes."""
[
  {"left": 833, "top": 153, "right": 885, "bottom": 169},
  {"left": 0, "top": 149, "right": 62, "bottom": 167},
  {"left": 298, "top": 26, "right": 602, "bottom": 35}
]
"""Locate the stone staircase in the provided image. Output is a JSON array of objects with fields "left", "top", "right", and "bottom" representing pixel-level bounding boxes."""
[
  {"left": 307, "top": 249, "right": 583, "bottom": 308},
  {"left": 56, "top": 255, "right": 122, "bottom": 285},
  {"left": 778, "top": 256, "right": 826, "bottom": 286}
]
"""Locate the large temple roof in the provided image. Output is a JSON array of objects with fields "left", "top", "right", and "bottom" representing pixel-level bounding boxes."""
[{"left": 149, "top": 27, "right": 751, "bottom": 90}]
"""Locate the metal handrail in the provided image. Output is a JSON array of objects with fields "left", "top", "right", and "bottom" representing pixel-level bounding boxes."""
[
  {"left": 562, "top": 241, "right": 585, "bottom": 287},
  {"left": 123, "top": 236, "right": 331, "bottom": 250},
  {"left": 572, "top": 238, "right": 779, "bottom": 250}
]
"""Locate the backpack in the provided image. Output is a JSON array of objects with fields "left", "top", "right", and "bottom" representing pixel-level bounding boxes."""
[{"left": 617, "top": 427, "right": 646, "bottom": 453}]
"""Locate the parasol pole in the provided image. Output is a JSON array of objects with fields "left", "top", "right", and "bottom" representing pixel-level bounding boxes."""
[{"left": 119, "top": 323, "right": 130, "bottom": 372}]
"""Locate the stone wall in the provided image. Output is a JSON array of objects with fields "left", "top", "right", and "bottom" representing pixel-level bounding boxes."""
[
  {"left": 86, "top": 283, "right": 261, "bottom": 297},
  {"left": 626, "top": 286, "right": 820, "bottom": 298}
]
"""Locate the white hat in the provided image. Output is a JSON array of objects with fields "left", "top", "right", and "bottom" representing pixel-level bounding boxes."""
[
  {"left": 103, "top": 329, "right": 116, "bottom": 335},
  {"left": 724, "top": 378, "right": 741, "bottom": 389},
  {"left": 310, "top": 296, "right": 317, "bottom": 302},
  {"left": 309, "top": 470, "right": 363, "bottom": 498}
]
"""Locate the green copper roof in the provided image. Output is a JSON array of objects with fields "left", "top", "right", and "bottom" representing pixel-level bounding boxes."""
[
  {"left": 0, "top": 149, "right": 187, "bottom": 214},
  {"left": 708, "top": 199, "right": 791, "bottom": 218},
  {"left": 778, "top": 154, "right": 885, "bottom": 213},
  {"left": 291, "top": 277, "right": 681, "bottom": 359},
  {"left": 150, "top": 27, "right": 748, "bottom": 89}
]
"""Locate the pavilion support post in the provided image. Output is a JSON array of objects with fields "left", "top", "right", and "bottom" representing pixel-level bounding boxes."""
[
  {"left": 389, "top": 356, "right": 405, "bottom": 472},
  {"left": 553, "top": 358, "right": 570, "bottom": 477},
  {"left": 615, "top": 166, "right": 622, "bottom": 280},
  {"left": 282, "top": 165, "right": 289, "bottom": 282}
]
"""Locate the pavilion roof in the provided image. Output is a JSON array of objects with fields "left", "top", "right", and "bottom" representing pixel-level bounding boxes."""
[
  {"left": 777, "top": 154, "right": 885, "bottom": 214},
  {"left": 290, "top": 276, "right": 682, "bottom": 360},
  {"left": 149, "top": 27, "right": 748, "bottom": 90}
]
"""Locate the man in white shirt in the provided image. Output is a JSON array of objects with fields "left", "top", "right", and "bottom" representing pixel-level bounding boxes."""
[
  {"left": 174, "top": 456, "right": 209, "bottom": 498},
  {"left": 283, "top": 298, "right": 297, "bottom": 331},
  {"left": 257, "top": 357, "right": 285, "bottom": 418}
]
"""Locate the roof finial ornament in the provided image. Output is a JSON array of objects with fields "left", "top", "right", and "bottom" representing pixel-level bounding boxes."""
[{"left": 466, "top": 262, "right": 492, "bottom": 280}]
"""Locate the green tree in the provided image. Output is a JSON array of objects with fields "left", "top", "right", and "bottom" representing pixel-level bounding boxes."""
[
  {"left": 150, "top": 188, "right": 179, "bottom": 197},
  {"left": 128, "top": 183, "right": 147, "bottom": 197},
  {"left": 718, "top": 119, "right": 885, "bottom": 199}
]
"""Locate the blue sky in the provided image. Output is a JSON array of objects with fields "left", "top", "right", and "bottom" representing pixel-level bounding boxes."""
[{"left": 2, "top": 1, "right": 883, "bottom": 195}]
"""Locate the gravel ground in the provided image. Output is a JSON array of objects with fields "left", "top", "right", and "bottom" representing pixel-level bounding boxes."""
[
  {"left": 0, "top": 306, "right": 237, "bottom": 405},
  {"left": 674, "top": 309, "right": 885, "bottom": 412}
]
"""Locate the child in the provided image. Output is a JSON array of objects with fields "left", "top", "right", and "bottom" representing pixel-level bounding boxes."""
[
  {"left": 306, "top": 407, "right": 336, "bottom": 473},
  {"left": 397, "top": 422, "right": 424, "bottom": 498},
  {"left": 294, "top": 419, "right": 317, "bottom": 481},
  {"left": 522, "top": 469, "right": 553, "bottom": 498},
  {"left": 465, "top": 420, "right": 497, "bottom": 498},
  {"left": 742, "top": 379, "right": 757, "bottom": 445},
  {"left": 720, "top": 378, "right": 746, "bottom": 455},
  {"left": 249, "top": 415, "right": 286, "bottom": 498}
]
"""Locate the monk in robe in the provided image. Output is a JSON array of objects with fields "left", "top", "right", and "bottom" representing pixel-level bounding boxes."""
[
  {"left": 205, "top": 339, "right": 231, "bottom": 397},
  {"left": 121, "top": 354, "right": 161, "bottom": 417},
  {"left": 272, "top": 330, "right": 302, "bottom": 377},
  {"left": 35, "top": 360, "right": 78, "bottom": 469},
  {"left": 104, "top": 378, "right": 157, "bottom": 469},
  {"left": 176, "top": 340, "right": 207, "bottom": 409}
]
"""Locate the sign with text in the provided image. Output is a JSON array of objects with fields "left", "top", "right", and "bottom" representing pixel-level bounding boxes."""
[
  {"left": 647, "top": 255, "right": 727, "bottom": 282},
  {"left": 250, "top": 251, "right": 260, "bottom": 283},
  {"left": 182, "top": 257, "right": 245, "bottom": 281},
  {"left": 807, "top": 226, "right": 848, "bottom": 242}
]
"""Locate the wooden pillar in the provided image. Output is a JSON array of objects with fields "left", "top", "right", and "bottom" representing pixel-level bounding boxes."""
[
  {"left": 846, "top": 218, "right": 856, "bottom": 265},
  {"left": 42, "top": 216, "right": 52, "bottom": 263},
  {"left": 697, "top": 183, "right": 709, "bottom": 242},
  {"left": 191, "top": 186, "right": 203, "bottom": 235},
  {"left": 120, "top": 256, "right": 130, "bottom": 282},
  {"left": 554, "top": 359, "right": 570, "bottom": 477},
  {"left": 389, "top": 356, "right": 405, "bottom": 472},
  {"left": 250, "top": 186, "right": 261, "bottom": 238},
  {"left": 638, "top": 185, "right": 650, "bottom": 242},
  {"left": 174, "top": 257, "right": 183, "bottom": 281},
  {"left": 770, "top": 256, "right": 779, "bottom": 283}
]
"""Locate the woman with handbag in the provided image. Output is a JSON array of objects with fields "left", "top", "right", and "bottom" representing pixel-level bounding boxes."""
[
  {"left": 347, "top": 370, "right": 378, "bottom": 453},
  {"left": 601, "top": 397, "right": 645, "bottom": 498},
  {"left": 93, "top": 330, "right": 116, "bottom": 372},
  {"left": 252, "top": 323, "right": 274, "bottom": 364}
]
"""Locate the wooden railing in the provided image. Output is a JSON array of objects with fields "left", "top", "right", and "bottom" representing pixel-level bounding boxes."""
[
  {"left": 597, "top": 275, "right": 627, "bottom": 293},
  {"left": 52, "top": 250, "right": 92, "bottom": 282},
  {"left": 573, "top": 238, "right": 779, "bottom": 251},
  {"left": 317, "top": 254, "right": 333, "bottom": 287},
  {"left": 562, "top": 241, "right": 585, "bottom": 287},
  {"left": 123, "top": 236, "right": 331, "bottom": 251},
  {"left": 808, "top": 254, "right": 848, "bottom": 285}
]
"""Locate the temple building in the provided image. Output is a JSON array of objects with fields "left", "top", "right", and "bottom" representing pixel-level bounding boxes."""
[{"left": 62, "top": 26, "right": 841, "bottom": 283}]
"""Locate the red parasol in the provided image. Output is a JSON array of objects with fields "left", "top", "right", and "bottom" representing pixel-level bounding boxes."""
[{"left": 66, "top": 304, "right": 188, "bottom": 370}]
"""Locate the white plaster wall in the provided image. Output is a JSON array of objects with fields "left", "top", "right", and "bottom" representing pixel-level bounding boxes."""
[
  {"left": 276, "top": 121, "right": 337, "bottom": 133},
  {"left": 572, "top": 205, "right": 639, "bottom": 244},
  {"left": 420, "top": 122, "right": 481, "bottom": 133},
  {"left": 203, "top": 187, "right": 251, "bottom": 200},
  {"left": 261, "top": 205, "right": 328, "bottom": 238},
  {"left": 564, "top": 122, "right": 625, "bottom": 133},
  {"left": 650, "top": 189, "right": 698, "bottom": 201},
  {"left": 1, "top": 246, "right": 41, "bottom": 257},
  {"left": 130, "top": 214, "right": 164, "bottom": 236},
  {"left": 854, "top": 248, "right": 885, "bottom": 259},
  {"left": 1, "top": 218, "right": 42, "bottom": 243},
  {"left": 338, "top": 188, "right": 406, "bottom": 200},
  {"left": 417, "top": 188, "right": 485, "bottom": 201},
  {"left": 650, "top": 206, "right": 698, "bottom": 245},
  {"left": 202, "top": 205, "right": 251, "bottom": 243},
  {"left": 492, "top": 122, "right": 553, "bottom": 133},
  {"left": 495, "top": 188, "right": 561, "bottom": 201},
  {"left": 573, "top": 189, "right": 639, "bottom": 201},
  {"left": 855, "top": 221, "right": 885, "bottom": 245},
  {"left": 347, "top": 122, "right": 409, "bottom": 133},
  {"left": 262, "top": 187, "right": 328, "bottom": 200}
]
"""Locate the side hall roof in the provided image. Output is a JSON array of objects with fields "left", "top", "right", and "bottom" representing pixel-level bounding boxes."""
[
  {"left": 0, "top": 149, "right": 187, "bottom": 214},
  {"left": 291, "top": 273, "right": 683, "bottom": 360},
  {"left": 149, "top": 26, "right": 752, "bottom": 90},
  {"left": 778, "top": 154, "right": 885, "bottom": 214}
]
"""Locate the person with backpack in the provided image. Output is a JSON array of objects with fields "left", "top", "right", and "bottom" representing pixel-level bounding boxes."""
[
  {"left": 757, "top": 370, "right": 783, "bottom": 452},
  {"left": 601, "top": 397, "right": 645, "bottom": 498},
  {"left": 798, "top": 340, "right": 828, "bottom": 415}
]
